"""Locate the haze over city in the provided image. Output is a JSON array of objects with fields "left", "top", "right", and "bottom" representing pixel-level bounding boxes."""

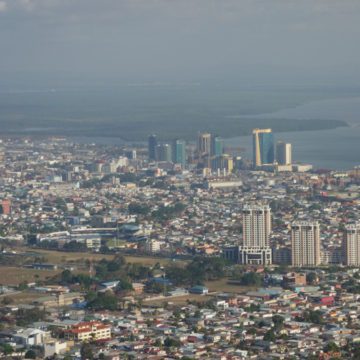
[
  {"left": 0, "top": 2, "right": 359, "bottom": 360},
  {"left": 0, "top": 0, "right": 360, "bottom": 87}
]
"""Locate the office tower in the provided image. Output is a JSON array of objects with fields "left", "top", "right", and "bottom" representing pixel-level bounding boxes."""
[
  {"left": 343, "top": 223, "right": 360, "bottom": 266},
  {"left": 211, "top": 136, "right": 224, "bottom": 156},
  {"left": 156, "top": 143, "right": 172, "bottom": 162},
  {"left": 198, "top": 133, "right": 211, "bottom": 156},
  {"left": 276, "top": 141, "right": 292, "bottom": 165},
  {"left": 125, "top": 150, "right": 137, "bottom": 160},
  {"left": 172, "top": 139, "right": 186, "bottom": 167},
  {"left": 242, "top": 204, "right": 272, "bottom": 247},
  {"left": 253, "top": 128, "right": 275, "bottom": 167},
  {"left": 211, "top": 154, "right": 233, "bottom": 174},
  {"left": 291, "top": 221, "right": 321, "bottom": 267},
  {"left": 148, "top": 134, "right": 157, "bottom": 161}
]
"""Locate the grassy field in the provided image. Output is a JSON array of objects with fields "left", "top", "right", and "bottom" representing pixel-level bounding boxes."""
[
  {"left": 23, "top": 248, "right": 181, "bottom": 268},
  {"left": 1, "top": 291, "right": 45, "bottom": 304},
  {"left": 205, "top": 278, "right": 257, "bottom": 294},
  {"left": 0, "top": 266, "right": 61, "bottom": 286},
  {"left": 145, "top": 294, "right": 210, "bottom": 307}
]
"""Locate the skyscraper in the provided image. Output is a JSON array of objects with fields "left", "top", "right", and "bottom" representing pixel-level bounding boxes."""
[
  {"left": 148, "top": 134, "right": 157, "bottom": 161},
  {"left": 242, "top": 204, "right": 272, "bottom": 247},
  {"left": 211, "top": 154, "right": 233, "bottom": 174},
  {"left": 343, "top": 223, "right": 360, "bottom": 266},
  {"left": 291, "top": 221, "right": 321, "bottom": 267},
  {"left": 223, "top": 204, "right": 272, "bottom": 265},
  {"left": 198, "top": 133, "right": 211, "bottom": 156},
  {"left": 253, "top": 128, "right": 274, "bottom": 167},
  {"left": 276, "top": 141, "right": 292, "bottom": 165},
  {"left": 172, "top": 139, "right": 186, "bottom": 167},
  {"left": 156, "top": 143, "right": 172, "bottom": 162},
  {"left": 211, "top": 136, "right": 224, "bottom": 156}
]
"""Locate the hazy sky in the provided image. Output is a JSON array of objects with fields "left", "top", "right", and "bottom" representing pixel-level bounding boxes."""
[{"left": 0, "top": 0, "right": 360, "bottom": 88}]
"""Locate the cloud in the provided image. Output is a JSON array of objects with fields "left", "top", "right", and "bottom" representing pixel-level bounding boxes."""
[{"left": 0, "top": 1, "right": 7, "bottom": 12}]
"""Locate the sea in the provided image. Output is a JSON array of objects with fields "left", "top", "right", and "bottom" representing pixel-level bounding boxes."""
[
  {"left": 71, "top": 96, "right": 360, "bottom": 171},
  {"left": 225, "top": 97, "right": 360, "bottom": 171}
]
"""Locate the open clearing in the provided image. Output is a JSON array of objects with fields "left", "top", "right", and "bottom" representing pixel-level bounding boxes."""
[
  {"left": 205, "top": 278, "right": 256, "bottom": 294},
  {"left": 23, "top": 248, "right": 180, "bottom": 267},
  {"left": 0, "top": 266, "right": 61, "bottom": 286},
  {"left": 2, "top": 291, "right": 45, "bottom": 304}
]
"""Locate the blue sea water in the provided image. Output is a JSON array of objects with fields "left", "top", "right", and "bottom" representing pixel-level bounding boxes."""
[{"left": 226, "top": 97, "right": 360, "bottom": 170}]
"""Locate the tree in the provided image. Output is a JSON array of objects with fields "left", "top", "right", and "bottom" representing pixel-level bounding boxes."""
[
  {"left": 1, "top": 344, "right": 13, "bottom": 355},
  {"left": 25, "top": 349, "right": 37, "bottom": 359},
  {"left": 61, "top": 269, "right": 73, "bottom": 284},
  {"left": 18, "top": 281, "right": 29, "bottom": 291},
  {"left": 1, "top": 296, "right": 13, "bottom": 305},
  {"left": 240, "top": 272, "right": 262, "bottom": 287},
  {"left": 128, "top": 203, "right": 150, "bottom": 215},
  {"left": 307, "top": 272, "right": 317, "bottom": 285},
  {"left": 63, "top": 241, "right": 87, "bottom": 252},
  {"left": 299, "top": 310, "right": 324, "bottom": 325},
  {"left": 164, "top": 337, "right": 181, "bottom": 348},
  {"left": 80, "top": 343, "right": 94, "bottom": 360},
  {"left": 16, "top": 307, "right": 47, "bottom": 326},
  {"left": 272, "top": 315, "right": 285, "bottom": 330},
  {"left": 324, "top": 341, "right": 340, "bottom": 353},
  {"left": 117, "top": 278, "right": 133, "bottom": 292},
  {"left": 247, "top": 328, "right": 257, "bottom": 335},
  {"left": 86, "top": 291, "right": 118, "bottom": 311},
  {"left": 263, "top": 330, "right": 276, "bottom": 342}
]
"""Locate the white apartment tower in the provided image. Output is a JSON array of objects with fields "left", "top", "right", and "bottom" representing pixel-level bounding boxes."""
[
  {"left": 236, "top": 204, "right": 272, "bottom": 265},
  {"left": 242, "top": 204, "right": 272, "bottom": 247},
  {"left": 343, "top": 223, "right": 360, "bottom": 266},
  {"left": 276, "top": 141, "right": 292, "bottom": 165},
  {"left": 291, "top": 221, "right": 321, "bottom": 267}
]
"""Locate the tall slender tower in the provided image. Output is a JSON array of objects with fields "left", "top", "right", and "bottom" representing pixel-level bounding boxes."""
[
  {"left": 343, "top": 223, "right": 360, "bottom": 266},
  {"left": 211, "top": 136, "right": 224, "bottom": 157},
  {"left": 156, "top": 143, "right": 172, "bottom": 162},
  {"left": 148, "top": 134, "right": 158, "bottom": 161},
  {"left": 276, "top": 141, "right": 292, "bottom": 165},
  {"left": 172, "top": 139, "right": 186, "bottom": 167},
  {"left": 242, "top": 204, "right": 272, "bottom": 247},
  {"left": 197, "top": 133, "right": 211, "bottom": 156},
  {"left": 253, "top": 128, "right": 274, "bottom": 167},
  {"left": 291, "top": 221, "right": 321, "bottom": 267}
]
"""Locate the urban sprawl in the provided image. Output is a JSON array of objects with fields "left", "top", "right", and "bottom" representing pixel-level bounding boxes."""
[{"left": 0, "top": 129, "right": 359, "bottom": 359}]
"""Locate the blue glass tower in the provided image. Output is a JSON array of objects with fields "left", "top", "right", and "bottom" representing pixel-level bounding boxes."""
[
  {"left": 172, "top": 139, "right": 186, "bottom": 167},
  {"left": 253, "top": 129, "right": 274, "bottom": 166},
  {"left": 211, "top": 136, "right": 224, "bottom": 156}
]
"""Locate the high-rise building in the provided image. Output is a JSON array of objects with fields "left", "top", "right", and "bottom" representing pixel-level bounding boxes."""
[
  {"left": 343, "top": 223, "right": 360, "bottom": 266},
  {"left": 211, "top": 154, "right": 233, "bottom": 174},
  {"left": 211, "top": 136, "right": 224, "bottom": 156},
  {"left": 172, "top": 139, "right": 186, "bottom": 167},
  {"left": 231, "top": 204, "right": 273, "bottom": 265},
  {"left": 291, "top": 221, "right": 321, "bottom": 267},
  {"left": 198, "top": 133, "right": 211, "bottom": 156},
  {"left": 156, "top": 143, "right": 172, "bottom": 162},
  {"left": 242, "top": 204, "right": 272, "bottom": 248},
  {"left": 125, "top": 150, "right": 137, "bottom": 160},
  {"left": 276, "top": 141, "right": 292, "bottom": 165},
  {"left": 253, "top": 128, "right": 274, "bottom": 167},
  {"left": 148, "top": 134, "right": 158, "bottom": 161}
]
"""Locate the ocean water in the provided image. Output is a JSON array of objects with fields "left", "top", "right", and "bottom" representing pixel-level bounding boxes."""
[{"left": 226, "top": 97, "right": 360, "bottom": 170}]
